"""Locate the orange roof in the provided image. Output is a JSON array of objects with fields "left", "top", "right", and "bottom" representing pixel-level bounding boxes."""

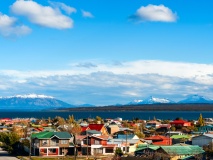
[
  {"left": 102, "top": 144, "right": 117, "bottom": 147},
  {"left": 92, "top": 135, "right": 109, "bottom": 140},
  {"left": 81, "top": 126, "right": 90, "bottom": 132},
  {"left": 145, "top": 135, "right": 170, "bottom": 140},
  {"left": 76, "top": 135, "right": 87, "bottom": 140},
  {"left": 41, "top": 124, "right": 48, "bottom": 127},
  {"left": 88, "top": 124, "right": 104, "bottom": 131}
]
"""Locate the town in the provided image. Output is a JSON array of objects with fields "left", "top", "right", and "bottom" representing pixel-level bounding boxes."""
[{"left": 0, "top": 114, "right": 212, "bottom": 160}]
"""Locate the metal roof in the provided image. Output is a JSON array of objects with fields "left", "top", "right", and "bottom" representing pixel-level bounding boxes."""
[
  {"left": 31, "top": 131, "right": 72, "bottom": 139},
  {"left": 161, "top": 145, "right": 205, "bottom": 155}
]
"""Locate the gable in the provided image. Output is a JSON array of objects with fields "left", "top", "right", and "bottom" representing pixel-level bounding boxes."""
[{"left": 88, "top": 124, "right": 104, "bottom": 131}]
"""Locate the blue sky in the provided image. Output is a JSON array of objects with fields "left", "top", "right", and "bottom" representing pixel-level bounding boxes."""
[{"left": 0, "top": 0, "right": 213, "bottom": 105}]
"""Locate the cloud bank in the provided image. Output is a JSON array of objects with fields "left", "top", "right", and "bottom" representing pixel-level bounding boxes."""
[
  {"left": 0, "top": 12, "right": 31, "bottom": 37},
  {"left": 10, "top": 0, "right": 74, "bottom": 29},
  {"left": 0, "top": 60, "right": 213, "bottom": 105},
  {"left": 130, "top": 4, "right": 177, "bottom": 22}
]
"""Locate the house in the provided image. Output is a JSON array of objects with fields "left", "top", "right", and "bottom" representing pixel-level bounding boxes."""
[
  {"left": 109, "top": 138, "right": 146, "bottom": 154},
  {"left": 198, "top": 125, "right": 213, "bottom": 133},
  {"left": 170, "top": 120, "right": 191, "bottom": 127},
  {"left": 31, "top": 131, "right": 74, "bottom": 156},
  {"left": 111, "top": 133, "right": 140, "bottom": 153},
  {"left": 0, "top": 126, "right": 8, "bottom": 132},
  {"left": 159, "top": 145, "right": 205, "bottom": 160},
  {"left": 155, "top": 124, "right": 171, "bottom": 135},
  {"left": 81, "top": 135, "right": 116, "bottom": 155},
  {"left": 192, "top": 134, "right": 213, "bottom": 147},
  {"left": 145, "top": 135, "right": 172, "bottom": 145},
  {"left": 135, "top": 144, "right": 160, "bottom": 156},
  {"left": 146, "top": 120, "right": 161, "bottom": 129},
  {"left": 106, "top": 124, "right": 120, "bottom": 135},
  {"left": 83, "top": 130, "right": 102, "bottom": 136},
  {"left": 88, "top": 124, "right": 109, "bottom": 136},
  {"left": 170, "top": 135, "right": 191, "bottom": 144},
  {"left": 135, "top": 144, "right": 205, "bottom": 160},
  {"left": 165, "top": 131, "right": 184, "bottom": 137}
]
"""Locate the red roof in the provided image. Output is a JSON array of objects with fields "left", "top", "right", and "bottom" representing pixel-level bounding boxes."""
[
  {"left": 170, "top": 120, "right": 189, "bottom": 124},
  {"left": 88, "top": 124, "right": 104, "bottom": 131},
  {"left": 0, "top": 118, "right": 11, "bottom": 121}
]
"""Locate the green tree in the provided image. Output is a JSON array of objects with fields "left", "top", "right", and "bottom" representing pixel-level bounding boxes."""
[
  {"left": 114, "top": 148, "right": 123, "bottom": 156},
  {"left": 0, "top": 132, "right": 20, "bottom": 153},
  {"left": 170, "top": 126, "right": 176, "bottom": 131},
  {"left": 197, "top": 113, "right": 205, "bottom": 127}
]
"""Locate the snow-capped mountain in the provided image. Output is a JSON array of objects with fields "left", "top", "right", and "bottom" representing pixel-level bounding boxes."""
[
  {"left": 0, "top": 94, "right": 54, "bottom": 99},
  {"left": 128, "top": 99, "right": 143, "bottom": 105},
  {"left": 0, "top": 94, "right": 73, "bottom": 111},
  {"left": 178, "top": 94, "right": 213, "bottom": 104},
  {"left": 143, "top": 96, "right": 175, "bottom": 104},
  {"left": 128, "top": 96, "right": 175, "bottom": 105}
]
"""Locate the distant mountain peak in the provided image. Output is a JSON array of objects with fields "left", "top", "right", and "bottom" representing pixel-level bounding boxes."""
[
  {"left": 0, "top": 94, "right": 54, "bottom": 99},
  {"left": 128, "top": 96, "right": 174, "bottom": 105},
  {"left": 143, "top": 96, "right": 174, "bottom": 104},
  {"left": 179, "top": 94, "right": 212, "bottom": 103}
]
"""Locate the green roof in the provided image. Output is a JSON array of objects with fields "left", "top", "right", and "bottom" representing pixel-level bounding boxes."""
[
  {"left": 161, "top": 145, "right": 205, "bottom": 155},
  {"left": 136, "top": 144, "right": 160, "bottom": 152},
  {"left": 31, "top": 131, "right": 72, "bottom": 139},
  {"left": 171, "top": 135, "right": 190, "bottom": 139}
]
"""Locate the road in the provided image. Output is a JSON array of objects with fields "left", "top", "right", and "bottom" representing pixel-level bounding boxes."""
[{"left": 0, "top": 147, "right": 19, "bottom": 160}]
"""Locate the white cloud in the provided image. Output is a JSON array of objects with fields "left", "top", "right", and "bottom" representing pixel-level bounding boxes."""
[
  {"left": 0, "top": 12, "right": 31, "bottom": 37},
  {"left": 82, "top": 10, "right": 94, "bottom": 18},
  {"left": 131, "top": 4, "right": 177, "bottom": 22},
  {"left": 10, "top": 0, "right": 74, "bottom": 29},
  {"left": 1, "top": 60, "right": 213, "bottom": 105},
  {"left": 49, "top": 2, "right": 77, "bottom": 15}
]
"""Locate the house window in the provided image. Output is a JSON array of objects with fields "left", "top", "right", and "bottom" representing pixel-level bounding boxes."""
[
  {"left": 42, "top": 140, "right": 48, "bottom": 146},
  {"left": 105, "top": 148, "right": 113, "bottom": 153},
  {"left": 50, "top": 139, "right": 59, "bottom": 146},
  {"left": 94, "top": 140, "right": 100, "bottom": 145},
  {"left": 94, "top": 148, "right": 102, "bottom": 154},
  {"left": 48, "top": 148, "right": 57, "bottom": 155},
  {"left": 123, "top": 147, "right": 129, "bottom": 152},
  {"left": 84, "top": 139, "right": 91, "bottom": 145},
  {"left": 61, "top": 140, "right": 68, "bottom": 144}
]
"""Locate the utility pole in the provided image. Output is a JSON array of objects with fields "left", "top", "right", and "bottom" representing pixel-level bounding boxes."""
[
  {"left": 87, "top": 132, "right": 88, "bottom": 159},
  {"left": 29, "top": 135, "right": 31, "bottom": 160},
  {"left": 125, "top": 131, "right": 127, "bottom": 154},
  {"left": 74, "top": 133, "right": 77, "bottom": 160},
  {"left": 28, "top": 122, "right": 31, "bottom": 160}
]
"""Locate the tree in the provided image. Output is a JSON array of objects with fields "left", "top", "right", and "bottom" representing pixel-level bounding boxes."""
[
  {"left": 67, "top": 115, "right": 75, "bottom": 124},
  {"left": 0, "top": 132, "right": 20, "bottom": 154},
  {"left": 197, "top": 113, "right": 205, "bottom": 127},
  {"left": 135, "top": 132, "right": 145, "bottom": 138},
  {"left": 170, "top": 126, "right": 176, "bottom": 131},
  {"left": 95, "top": 116, "right": 103, "bottom": 124},
  {"left": 68, "top": 123, "right": 82, "bottom": 135},
  {"left": 114, "top": 148, "right": 123, "bottom": 156}
]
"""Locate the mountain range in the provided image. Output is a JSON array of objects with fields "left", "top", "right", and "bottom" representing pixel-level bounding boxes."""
[
  {"left": 128, "top": 95, "right": 213, "bottom": 105},
  {"left": 0, "top": 94, "right": 213, "bottom": 111}
]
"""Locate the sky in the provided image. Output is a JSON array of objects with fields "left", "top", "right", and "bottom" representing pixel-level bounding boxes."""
[{"left": 0, "top": 0, "right": 213, "bottom": 105}]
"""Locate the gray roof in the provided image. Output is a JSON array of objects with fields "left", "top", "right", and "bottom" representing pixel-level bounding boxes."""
[
  {"left": 0, "top": 126, "right": 7, "bottom": 129},
  {"left": 86, "top": 130, "right": 101, "bottom": 135}
]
